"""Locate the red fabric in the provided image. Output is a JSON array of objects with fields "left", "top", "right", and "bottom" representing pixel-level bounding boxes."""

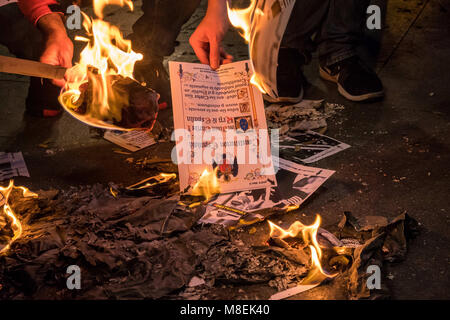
[{"left": 18, "top": 0, "right": 59, "bottom": 25}]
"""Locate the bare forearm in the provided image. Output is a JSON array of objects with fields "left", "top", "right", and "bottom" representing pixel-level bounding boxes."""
[
  {"left": 36, "top": 12, "right": 68, "bottom": 39},
  {"left": 207, "top": 0, "right": 228, "bottom": 16}
]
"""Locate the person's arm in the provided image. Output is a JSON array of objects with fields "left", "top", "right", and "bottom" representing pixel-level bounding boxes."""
[
  {"left": 189, "top": 0, "right": 233, "bottom": 70},
  {"left": 18, "top": 0, "right": 59, "bottom": 25},
  {"left": 18, "top": 0, "right": 73, "bottom": 86}
]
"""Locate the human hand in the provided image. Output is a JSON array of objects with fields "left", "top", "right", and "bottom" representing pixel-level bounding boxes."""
[
  {"left": 189, "top": 1, "right": 233, "bottom": 70},
  {"left": 38, "top": 13, "right": 73, "bottom": 87}
]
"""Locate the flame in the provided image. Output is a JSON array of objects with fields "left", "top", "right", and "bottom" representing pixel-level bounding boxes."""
[
  {"left": 227, "top": 1, "right": 267, "bottom": 94},
  {"left": 191, "top": 169, "right": 220, "bottom": 202},
  {"left": 127, "top": 173, "right": 177, "bottom": 191},
  {"left": 59, "top": 0, "right": 143, "bottom": 129},
  {"left": 93, "top": 0, "right": 133, "bottom": 19},
  {"left": 0, "top": 181, "right": 38, "bottom": 254},
  {"left": 268, "top": 215, "right": 337, "bottom": 284}
]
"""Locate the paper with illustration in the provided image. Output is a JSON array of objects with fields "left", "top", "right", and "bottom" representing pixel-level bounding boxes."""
[
  {"left": 0, "top": 152, "right": 30, "bottom": 182},
  {"left": 169, "top": 60, "right": 276, "bottom": 194},
  {"left": 199, "top": 157, "right": 335, "bottom": 227},
  {"left": 104, "top": 130, "right": 156, "bottom": 152}
]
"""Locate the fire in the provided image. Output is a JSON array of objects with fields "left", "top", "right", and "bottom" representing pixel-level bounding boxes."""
[
  {"left": 93, "top": 0, "right": 133, "bottom": 19},
  {"left": 59, "top": 0, "right": 143, "bottom": 130},
  {"left": 0, "top": 181, "right": 37, "bottom": 254},
  {"left": 190, "top": 169, "right": 220, "bottom": 202},
  {"left": 268, "top": 215, "right": 337, "bottom": 284},
  {"left": 127, "top": 173, "right": 177, "bottom": 191},
  {"left": 227, "top": 0, "right": 267, "bottom": 94}
]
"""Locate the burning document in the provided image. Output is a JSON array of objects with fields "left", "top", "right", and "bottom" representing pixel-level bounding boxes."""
[
  {"left": 199, "top": 157, "right": 335, "bottom": 227},
  {"left": 280, "top": 130, "right": 351, "bottom": 164},
  {"left": 227, "top": 0, "right": 296, "bottom": 98},
  {"left": 104, "top": 130, "right": 156, "bottom": 152},
  {"left": 169, "top": 60, "right": 276, "bottom": 195},
  {"left": 0, "top": 152, "right": 30, "bottom": 182}
]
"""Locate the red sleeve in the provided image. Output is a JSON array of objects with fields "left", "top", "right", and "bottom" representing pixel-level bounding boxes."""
[{"left": 18, "top": 0, "right": 60, "bottom": 25}]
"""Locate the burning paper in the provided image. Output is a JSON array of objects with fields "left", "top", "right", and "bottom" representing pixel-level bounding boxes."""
[
  {"left": 199, "top": 157, "right": 334, "bottom": 227},
  {"left": 0, "top": 181, "right": 37, "bottom": 253},
  {"left": 227, "top": 0, "right": 296, "bottom": 97},
  {"left": 280, "top": 131, "right": 351, "bottom": 164},
  {"left": 104, "top": 130, "right": 156, "bottom": 152},
  {"left": 0, "top": 152, "right": 30, "bottom": 182},
  {"left": 169, "top": 60, "right": 276, "bottom": 195},
  {"left": 59, "top": 0, "right": 159, "bottom": 131}
]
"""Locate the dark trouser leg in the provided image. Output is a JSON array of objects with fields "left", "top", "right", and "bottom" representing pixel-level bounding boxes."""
[
  {"left": 317, "top": 0, "right": 370, "bottom": 67},
  {"left": 0, "top": 4, "right": 42, "bottom": 60},
  {"left": 131, "top": 0, "right": 202, "bottom": 58},
  {"left": 131, "top": 0, "right": 201, "bottom": 106},
  {"left": 0, "top": 3, "right": 61, "bottom": 116},
  {"left": 280, "top": 0, "right": 329, "bottom": 64},
  {"left": 281, "top": 0, "right": 369, "bottom": 67}
]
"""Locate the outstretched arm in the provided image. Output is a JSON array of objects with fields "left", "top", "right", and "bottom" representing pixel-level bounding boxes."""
[
  {"left": 18, "top": 0, "right": 73, "bottom": 86},
  {"left": 189, "top": 0, "right": 233, "bottom": 70}
]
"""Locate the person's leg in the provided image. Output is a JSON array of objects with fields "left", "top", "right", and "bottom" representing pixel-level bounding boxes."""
[
  {"left": 317, "top": 0, "right": 369, "bottom": 67},
  {"left": 267, "top": 0, "right": 329, "bottom": 103},
  {"left": 130, "top": 0, "right": 202, "bottom": 105},
  {"left": 317, "top": 0, "right": 384, "bottom": 101},
  {"left": 0, "top": 3, "right": 62, "bottom": 117},
  {"left": 131, "top": 0, "right": 202, "bottom": 58},
  {"left": 281, "top": 0, "right": 329, "bottom": 65}
]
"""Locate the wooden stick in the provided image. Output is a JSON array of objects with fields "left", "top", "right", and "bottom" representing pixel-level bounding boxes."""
[{"left": 0, "top": 55, "right": 66, "bottom": 80}]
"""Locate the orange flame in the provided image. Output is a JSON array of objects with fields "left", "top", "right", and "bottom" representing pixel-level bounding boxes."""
[
  {"left": 227, "top": 1, "right": 267, "bottom": 94},
  {"left": 268, "top": 215, "right": 337, "bottom": 284},
  {"left": 0, "top": 181, "right": 37, "bottom": 254},
  {"left": 190, "top": 168, "right": 220, "bottom": 202},
  {"left": 93, "top": 0, "right": 133, "bottom": 19},
  {"left": 59, "top": 0, "right": 143, "bottom": 129}
]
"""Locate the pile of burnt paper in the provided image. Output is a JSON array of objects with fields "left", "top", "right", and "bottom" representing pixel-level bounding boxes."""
[{"left": 0, "top": 184, "right": 418, "bottom": 300}]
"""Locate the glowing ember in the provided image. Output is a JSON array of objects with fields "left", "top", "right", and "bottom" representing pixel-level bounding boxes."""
[
  {"left": 268, "top": 215, "right": 337, "bottom": 284},
  {"left": 127, "top": 173, "right": 177, "bottom": 191},
  {"left": 191, "top": 169, "right": 221, "bottom": 202},
  {"left": 0, "top": 181, "right": 37, "bottom": 254},
  {"left": 59, "top": 0, "right": 158, "bottom": 131}
]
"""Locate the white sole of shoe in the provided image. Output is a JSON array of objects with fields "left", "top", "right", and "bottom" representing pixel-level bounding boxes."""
[
  {"left": 263, "top": 86, "right": 304, "bottom": 104},
  {"left": 319, "top": 67, "right": 384, "bottom": 102}
]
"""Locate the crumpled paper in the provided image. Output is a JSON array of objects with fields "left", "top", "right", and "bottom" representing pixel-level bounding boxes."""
[{"left": 266, "top": 100, "right": 344, "bottom": 135}]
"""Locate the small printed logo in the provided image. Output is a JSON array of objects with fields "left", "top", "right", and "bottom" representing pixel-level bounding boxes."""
[
  {"left": 367, "top": 5, "right": 382, "bottom": 30},
  {"left": 66, "top": 5, "right": 82, "bottom": 30},
  {"left": 66, "top": 265, "right": 81, "bottom": 290},
  {"left": 366, "top": 265, "right": 381, "bottom": 290}
]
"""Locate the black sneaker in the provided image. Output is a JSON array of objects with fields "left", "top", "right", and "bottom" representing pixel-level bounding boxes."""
[
  {"left": 25, "top": 78, "right": 63, "bottom": 118},
  {"left": 320, "top": 56, "right": 384, "bottom": 102},
  {"left": 263, "top": 48, "right": 305, "bottom": 104}
]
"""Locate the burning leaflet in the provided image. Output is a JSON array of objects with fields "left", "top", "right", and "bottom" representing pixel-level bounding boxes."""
[
  {"left": 59, "top": 0, "right": 159, "bottom": 131},
  {"left": 227, "top": 0, "right": 296, "bottom": 97},
  {"left": 0, "top": 181, "right": 37, "bottom": 254}
]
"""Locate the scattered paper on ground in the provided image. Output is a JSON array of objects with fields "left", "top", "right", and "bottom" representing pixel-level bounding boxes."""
[
  {"left": 266, "top": 100, "right": 345, "bottom": 134},
  {"left": 0, "top": 152, "right": 29, "bottom": 181},
  {"left": 279, "top": 130, "right": 351, "bottom": 164},
  {"left": 270, "top": 283, "right": 319, "bottom": 300},
  {"left": 169, "top": 60, "right": 276, "bottom": 194},
  {"left": 199, "top": 157, "right": 335, "bottom": 227},
  {"left": 104, "top": 130, "right": 156, "bottom": 152}
]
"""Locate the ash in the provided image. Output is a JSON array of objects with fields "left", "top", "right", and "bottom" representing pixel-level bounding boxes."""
[{"left": 0, "top": 185, "right": 417, "bottom": 300}]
